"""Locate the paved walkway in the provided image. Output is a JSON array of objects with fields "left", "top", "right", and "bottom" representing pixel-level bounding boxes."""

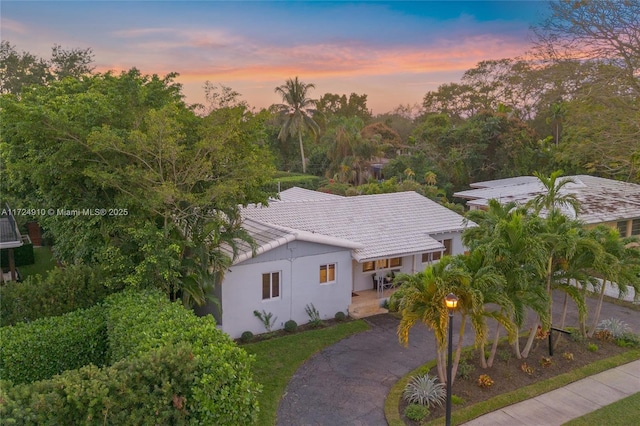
[
  {"left": 462, "top": 359, "right": 640, "bottom": 426},
  {"left": 276, "top": 294, "right": 640, "bottom": 426}
]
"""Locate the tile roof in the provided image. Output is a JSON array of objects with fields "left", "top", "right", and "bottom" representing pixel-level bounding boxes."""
[
  {"left": 229, "top": 217, "right": 363, "bottom": 265},
  {"left": 241, "top": 191, "right": 471, "bottom": 262},
  {"left": 271, "top": 186, "right": 344, "bottom": 203},
  {"left": 454, "top": 175, "right": 640, "bottom": 224}
]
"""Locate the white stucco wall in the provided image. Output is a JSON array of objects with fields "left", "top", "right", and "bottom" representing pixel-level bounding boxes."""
[{"left": 219, "top": 241, "right": 353, "bottom": 338}]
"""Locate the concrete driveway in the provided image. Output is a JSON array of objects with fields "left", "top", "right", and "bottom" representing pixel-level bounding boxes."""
[{"left": 276, "top": 294, "right": 640, "bottom": 426}]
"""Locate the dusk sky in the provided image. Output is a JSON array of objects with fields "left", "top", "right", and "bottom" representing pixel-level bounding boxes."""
[{"left": 2, "top": 1, "right": 550, "bottom": 114}]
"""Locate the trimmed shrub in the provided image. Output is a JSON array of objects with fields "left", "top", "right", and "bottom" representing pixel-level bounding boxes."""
[
  {"left": 0, "top": 263, "right": 117, "bottom": 327},
  {"left": 241, "top": 331, "right": 255, "bottom": 342},
  {"left": 0, "top": 305, "right": 107, "bottom": 384},
  {"left": 268, "top": 172, "right": 323, "bottom": 191},
  {"left": 103, "top": 290, "right": 260, "bottom": 424},
  {"left": 284, "top": 320, "right": 298, "bottom": 332},
  {"left": 404, "top": 403, "right": 430, "bottom": 421},
  {"left": 0, "top": 342, "right": 198, "bottom": 425},
  {"left": 334, "top": 311, "right": 346, "bottom": 322}
]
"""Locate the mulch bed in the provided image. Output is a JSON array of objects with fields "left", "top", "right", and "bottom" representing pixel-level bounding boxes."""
[{"left": 400, "top": 332, "right": 630, "bottom": 425}]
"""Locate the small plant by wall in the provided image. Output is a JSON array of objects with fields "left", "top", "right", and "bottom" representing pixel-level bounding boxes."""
[
  {"left": 305, "top": 303, "right": 323, "bottom": 327},
  {"left": 253, "top": 310, "right": 277, "bottom": 333}
]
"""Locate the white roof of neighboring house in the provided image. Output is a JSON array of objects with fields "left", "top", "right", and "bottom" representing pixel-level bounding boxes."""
[
  {"left": 241, "top": 190, "right": 471, "bottom": 263},
  {"left": 454, "top": 175, "right": 640, "bottom": 224},
  {"left": 271, "top": 186, "right": 344, "bottom": 203}
]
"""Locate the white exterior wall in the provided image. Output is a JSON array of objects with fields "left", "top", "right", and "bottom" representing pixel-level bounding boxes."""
[
  {"left": 351, "top": 231, "right": 467, "bottom": 292},
  {"left": 220, "top": 242, "right": 353, "bottom": 338}
]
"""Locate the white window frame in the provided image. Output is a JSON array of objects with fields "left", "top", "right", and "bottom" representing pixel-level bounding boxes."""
[
  {"left": 261, "top": 271, "right": 281, "bottom": 301},
  {"left": 319, "top": 263, "right": 337, "bottom": 284}
]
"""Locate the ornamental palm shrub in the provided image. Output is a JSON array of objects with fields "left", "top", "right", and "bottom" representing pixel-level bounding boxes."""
[{"left": 402, "top": 374, "right": 446, "bottom": 407}]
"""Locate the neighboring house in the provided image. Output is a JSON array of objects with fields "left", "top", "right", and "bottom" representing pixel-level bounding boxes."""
[
  {"left": 0, "top": 204, "right": 25, "bottom": 283},
  {"left": 198, "top": 188, "right": 472, "bottom": 339},
  {"left": 453, "top": 175, "right": 640, "bottom": 237}
]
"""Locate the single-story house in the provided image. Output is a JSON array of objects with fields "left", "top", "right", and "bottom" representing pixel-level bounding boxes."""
[
  {"left": 454, "top": 175, "right": 640, "bottom": 238},
  {"left": 198, "top": 188, "right": 473, "bottom": 339}
]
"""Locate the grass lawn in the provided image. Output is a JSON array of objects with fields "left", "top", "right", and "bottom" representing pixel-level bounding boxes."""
[
  {"left": 18, "top": 246, "right": 56, "bottom": 279},
  {"left": 562, "top": 392, "right": 640, "bottom": 426},
  {"left": 243, "top": 320, "right": 369, "bottom": 426}
]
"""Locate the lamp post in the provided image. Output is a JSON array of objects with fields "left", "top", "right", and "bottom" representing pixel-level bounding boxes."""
[{"left": 445, "top": 293, "right": 458, "bottom": 426}]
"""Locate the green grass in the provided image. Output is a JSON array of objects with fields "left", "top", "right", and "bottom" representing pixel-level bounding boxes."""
[
  {"left": 18, "top": 247, "right": 56, "bottom": 279},
  {"left": 243, "top": 320, "right": 369, "bottom": 426},
  {"left": 562, "top": 392, "right": 640, "bottom": 426},
  {"left": 384, "top": 348, "right": 640, "bottom": 426}
]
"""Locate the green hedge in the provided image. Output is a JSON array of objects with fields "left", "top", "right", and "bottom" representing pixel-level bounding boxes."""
[
  {"left": 0, "top": 342, "right": 198, "bottom": 425},
  {"left": 0, "top": 242, "right": 35, "bottom": 267},
  {"left": 0, "top": 263, "right": 118, "bottom": 327},
  {"left": 104, "top": 290, "right": 260, "bottom": 424},
  {"left": 0, "top": 305, "right": 107, "bottom": 384},
  {"left": 0, "top": 289, "right": 259, "bottom": 424},
  {"left": 268, "top": 172, "right": 324, "bottom": 191}
]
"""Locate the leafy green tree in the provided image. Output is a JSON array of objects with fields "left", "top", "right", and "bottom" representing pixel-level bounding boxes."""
[
  {"left": 1, "top": 69, "right": 274, "bottom": 306},
  {"left": 316, "top": 92, "right": 371, "bottom": 123},
  {"left": 0, "top": 41, "right": 94, "bottom": 96},
  {"left": 274, "top": 77, "right": 320, "bottom": 173}
]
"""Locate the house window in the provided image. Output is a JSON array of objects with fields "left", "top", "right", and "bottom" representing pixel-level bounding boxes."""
[
  {"left": 617, "top": 221, "right": 628, "bottom": 237},
  {"left": 390, "top": 257, "right": 402, "bottom": 268},
  {"left": 362, "top": 261, "right": 375, "bottom": 272},
  {"left": 442, "top": 239, "right": 452, "bottom": 256},
  {"left": 262, "top": 272, "right": 280, "bottom": 300},
  {"left": 375, "top": 259, "right": 388, "bottom": 269},
  {"left": 632, "top": 219, "right": 640, "bottom": 236},
  {"left": 320, "top": 263, "right": 336, "bottom": 284},
  {"left": 421, "top": 252, "right": 441, "bottom": 263}
]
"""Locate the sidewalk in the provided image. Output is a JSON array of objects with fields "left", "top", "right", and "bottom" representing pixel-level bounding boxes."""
[{"left": 461, "top": 359, "right": 640, "bottom": 425}]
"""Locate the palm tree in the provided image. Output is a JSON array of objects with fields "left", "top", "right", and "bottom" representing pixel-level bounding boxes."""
[
  {"left": 474, "top": 210, "right": 550, "bottom": 359},
  {"left": 529, "top": 170, "right": 580, "bottom": 218},
  {"left": 587, "top": 226, "right": 640, "bottom": 337},
  {"left": 395, "top": 256, "right": 483, "bottom": 385},
  {"left": 274, "top": 77, "right": 320, "bottom": 173}
]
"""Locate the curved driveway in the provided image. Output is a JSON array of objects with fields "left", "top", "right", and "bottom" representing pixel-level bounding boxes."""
[
  {"left": 276, "top": 314, "right": 475, "bottom": 426},
  {"left": 276, "top": 294, "right": 640, "bottom": 426}
]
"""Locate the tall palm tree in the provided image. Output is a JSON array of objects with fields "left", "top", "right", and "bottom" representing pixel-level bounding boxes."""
[
  {"left": 395, "top": 256, "right": 483, "bottom": 385},
  {"left": 529, "top": 170, "right": 580, "bottom": 218},
  {"left": 274, "top": 77, "right": 320, "bottom": 173},
  {"left": 587, "top": 226, "right": 640, "bottom": 337},
  {"left": 475, "top": 210, "right": 549, "bottom": 359}
]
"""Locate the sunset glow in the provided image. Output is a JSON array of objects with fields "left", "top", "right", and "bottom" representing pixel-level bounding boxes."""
[{"left": 2, "top": 1, "right": 548, "bottom": 113}]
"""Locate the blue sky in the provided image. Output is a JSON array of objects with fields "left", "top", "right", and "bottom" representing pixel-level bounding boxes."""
[{"left": 2, "top": 1, "right": 549, "bottom": 113}]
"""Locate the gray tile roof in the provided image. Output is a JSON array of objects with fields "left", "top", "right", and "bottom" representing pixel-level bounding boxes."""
[
  {"left": 271, "top": 187, "right": 344, "bottom": 203},
  {"left": 455, "top": 175, "right": 640, "bottom": 224},
  {"left": 242, "top": 191, "right": 471, "bottom": 262}
]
